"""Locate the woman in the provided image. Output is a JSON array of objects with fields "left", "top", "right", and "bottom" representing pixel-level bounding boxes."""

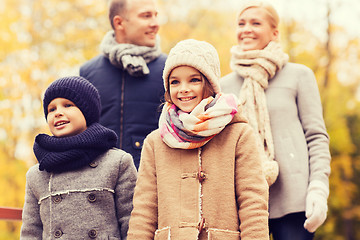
[{"left": 220, "top": 1, "right": 331, "bottom": 240}]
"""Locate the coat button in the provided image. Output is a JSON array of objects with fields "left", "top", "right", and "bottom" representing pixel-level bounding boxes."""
[
  {"left": 135, "top": 141, "right": 141, "bottom": 147},
  {"left": 89, "top": 161, "right": 98, "bottom": 168},
  {"left": 87, "top": 193, "right": 97, "bottom": 203},
  {"left": 198, "top": 166, "right": 206, "bottom": 183},
  {"left": 54, "top": 229, "right": 63, "bottom": 238},
  {"left": 88, "top": 229, "right": 98, "bottom": 239},
  {"left": 52, "top": 195, "right": 62, "bottom": 204}
]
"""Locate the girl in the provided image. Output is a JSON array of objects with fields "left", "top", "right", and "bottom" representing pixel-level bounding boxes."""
[
  {"left": 127, "top": 39, "right": 269, "bottom": 240},
  {"left": 220, "top": 1, "right": 331, "bottom": 239}
]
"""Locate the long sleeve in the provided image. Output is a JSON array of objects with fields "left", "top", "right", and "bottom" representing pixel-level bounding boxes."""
[
  {"left": 20, "top": 174, "right": 43, "bottom": 239},
  {"left": 297, "top": 66, "right": 331, "bottom": 232},
  {"left": 235, "top": 125, "right": 269, "bottom": 240},
  {"left": 115, "top": 152, "right": 137, "bottom": 240},
  {"left": 127, "top": 136, "right": 159, "bottom": 240},
  {"left": 296, "top": 66, "right": 331, "bottom": 186}
]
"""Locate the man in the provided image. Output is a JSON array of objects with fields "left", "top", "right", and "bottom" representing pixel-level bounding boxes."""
[{"left": 80, "top": 0, "right": 166, "bottom": 169}]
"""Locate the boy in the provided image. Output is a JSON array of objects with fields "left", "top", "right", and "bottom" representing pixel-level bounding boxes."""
[{"left": 20, "top": 76, "right": 137, "bottom": 239}]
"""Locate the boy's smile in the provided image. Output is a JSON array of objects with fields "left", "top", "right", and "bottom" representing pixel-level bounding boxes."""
[
  {"left": 54, "top": 120, "right": 69, "bottom": 127},
  {"left": 47, "top": 98, "right": 87, "bottom": 137}
]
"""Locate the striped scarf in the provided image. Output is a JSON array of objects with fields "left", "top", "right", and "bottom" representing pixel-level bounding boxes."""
[{"left": 159, "top": 93, "right": 238, "bottom": 149}]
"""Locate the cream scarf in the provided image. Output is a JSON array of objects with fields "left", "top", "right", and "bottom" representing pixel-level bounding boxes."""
[
  {"left": 100, "top": 30, "right": 162, "bottom": 77},
  {"left": 230, "top": 41, "right": 289, "bottom": 186}
]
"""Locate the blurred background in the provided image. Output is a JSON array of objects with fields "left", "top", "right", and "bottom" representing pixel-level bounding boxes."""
[{"left": 1, "top": 0, "right": 359, "bottom": 239}]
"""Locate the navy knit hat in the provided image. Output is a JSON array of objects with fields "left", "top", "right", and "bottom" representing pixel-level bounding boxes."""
[{"left": 43, "top": 76, "right": 101, "bottom": 126}]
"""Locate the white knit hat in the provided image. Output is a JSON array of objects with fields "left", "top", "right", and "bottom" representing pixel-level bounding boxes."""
[{"left": 163, "top": 39, "right": 221, "bottom": 94}]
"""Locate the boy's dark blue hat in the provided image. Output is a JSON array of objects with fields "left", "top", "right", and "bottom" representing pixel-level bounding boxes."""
[{"left": 43, "top": 76, "right": 101, "bottom": 126}]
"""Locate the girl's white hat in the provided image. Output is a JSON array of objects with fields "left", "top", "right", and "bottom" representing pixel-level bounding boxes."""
[{"left": 162, "top": 39, "right": 221, "bottom": 94}]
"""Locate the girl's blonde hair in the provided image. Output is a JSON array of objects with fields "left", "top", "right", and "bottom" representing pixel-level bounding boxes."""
[{"left": 237, "top": 0, "right": 279, "bottom": 29}]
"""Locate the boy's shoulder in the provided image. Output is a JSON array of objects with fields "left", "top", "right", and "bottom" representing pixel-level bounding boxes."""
[
  {"left": 98, "top": 147, "right": 135, "bottom": 168},
  {"left": 104, "top": 147, "right": 128, "bottom": 156},
  {"left": 26, "top": 149, "right": 135, "bottom": 179},
  {"left": 25, "top": 163, "right": 51, "bottom": 186},
  {"left": 26, "top": 163, "right": 40, "bottom": 174},
  {"left": 103, "top": 147, "right": 133, "bottom": 160}
]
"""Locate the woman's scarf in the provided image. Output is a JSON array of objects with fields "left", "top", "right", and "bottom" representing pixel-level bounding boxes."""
[
  {"left": 230, "top": 41, "right": 288, "bottom": 185},
  {"left": 100, "top": 30, "right": 162, "bottom": 77},
  {"left": 159, "top": 93, "right": 239, "bottom": 149},
  {"left": 33, "top": 123, "right": 117, "bottom": 173}
]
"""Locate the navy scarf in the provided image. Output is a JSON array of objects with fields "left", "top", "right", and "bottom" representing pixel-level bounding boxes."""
[{"left": 33, "top": 123, "right": 117, "bottom": 173}]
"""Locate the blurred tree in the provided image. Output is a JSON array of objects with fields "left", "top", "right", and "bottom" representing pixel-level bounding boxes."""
[
  {"left": 0, "top": 0, "right": 108, "bottom": 238},
  {"left": 159, "top": 6, "right": 236, "bottom": 76},
  {"left": 279, "top": 2, "right": 360, "bottom": 240},
  {"left": 1, "top": 0, "right": 360, "bottom": 239}
]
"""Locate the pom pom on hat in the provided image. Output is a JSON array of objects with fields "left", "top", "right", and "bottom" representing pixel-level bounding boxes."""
[
  {"left": 43, "top": 76, "right": 101, "bottom": 126},
  {"left": 162, "top": 39, "right": 221, "bottom": 94}
]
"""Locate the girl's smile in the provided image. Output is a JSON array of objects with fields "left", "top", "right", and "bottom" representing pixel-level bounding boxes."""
[
  {"left": 179, "top": 96, "right": 196, "bottom": 101},
  {"left": 169, "top": 66, "right": 207, "bottom": 113}
]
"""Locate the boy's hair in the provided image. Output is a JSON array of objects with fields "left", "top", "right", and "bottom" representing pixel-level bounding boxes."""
[
  {"left": 43, "top": 76, "right": 101, "bottom": 126},
  {"left": 162, "top": 39, "right": 221, "bottom": 99}
]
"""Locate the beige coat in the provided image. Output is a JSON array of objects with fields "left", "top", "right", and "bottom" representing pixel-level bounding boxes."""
[{"left": 127, "top": 113, "right": 269, "bottom": 240}]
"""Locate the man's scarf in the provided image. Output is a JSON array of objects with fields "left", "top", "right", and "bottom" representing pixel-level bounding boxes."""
[{"left": 100, "top": 30, "right": 161, "bottom": 77}]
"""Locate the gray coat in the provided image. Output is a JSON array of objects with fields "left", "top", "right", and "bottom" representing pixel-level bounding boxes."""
[
  {"left": 220, "top": 62, "right": 331, "bottom": 218},
  {"left": 20, "top": 148, "right": 137, "bottom": 240}
]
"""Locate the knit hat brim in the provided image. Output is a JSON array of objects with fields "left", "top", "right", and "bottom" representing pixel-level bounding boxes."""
[
  {"left": 43, "top": 76, "right": 101, "bottom": 126},
  {"left": 162, "top": 39, "right": 221, "bottom": 94}
]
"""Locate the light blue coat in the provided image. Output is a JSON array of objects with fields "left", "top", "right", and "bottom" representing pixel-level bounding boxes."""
[{"left": 220, "top": 62, "right": 331, "bottom": 218}]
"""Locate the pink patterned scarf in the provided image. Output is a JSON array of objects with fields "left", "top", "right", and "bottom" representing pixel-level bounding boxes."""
[{"left": 159, "top": 93, "right": 238, "bottom": 149}]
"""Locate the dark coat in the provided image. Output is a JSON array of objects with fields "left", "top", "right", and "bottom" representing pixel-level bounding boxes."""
[{"left": 80, "top": 54, "right": 167, "bottom": 168}]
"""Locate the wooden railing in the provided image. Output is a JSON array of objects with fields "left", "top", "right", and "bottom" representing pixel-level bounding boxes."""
[{"left": 0, "top": 207, "right": 22, "bottom": 221}]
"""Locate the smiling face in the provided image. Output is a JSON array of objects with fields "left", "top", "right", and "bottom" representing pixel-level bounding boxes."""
[
  {"left": 47, "top": 98, "right": 87, "bottom": 137},
  {"left": 236, "top": 7, "right": 278, "bottom": 51},
  {"left": 169, "top": 66, "right": 212, "bottom": 113},
  {"left": 119, "top": 0, "right": 159, "bottom": 47}
]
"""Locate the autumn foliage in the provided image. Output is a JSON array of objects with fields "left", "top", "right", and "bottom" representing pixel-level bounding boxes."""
[{"left": 1, "top": 0, "right": 360, "bottom": 239}]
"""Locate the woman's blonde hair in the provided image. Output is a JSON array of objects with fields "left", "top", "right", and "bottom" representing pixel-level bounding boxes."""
[{"left": 237, "top": 0, "right": 279, "bottom": 29}]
